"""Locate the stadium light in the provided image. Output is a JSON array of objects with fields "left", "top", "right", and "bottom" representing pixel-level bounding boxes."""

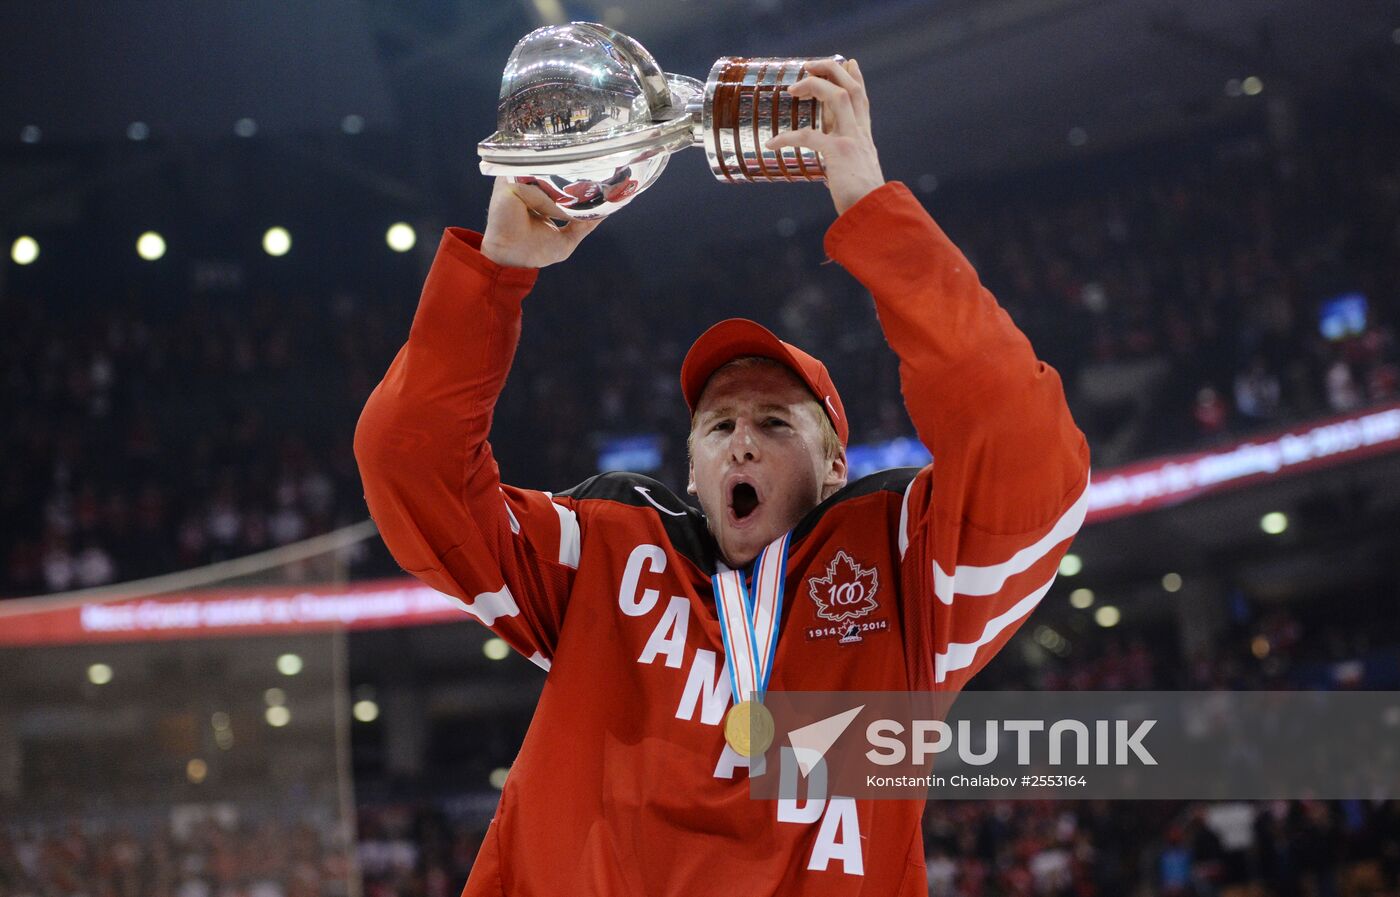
[
  {"left": 483, "top": 637, "right": 510, "bottom": 661},
  {"left": 1161, "top": 572, "right": 1183, "bottom": 592},
  {"left": 532, "top": 0, "right": 565, "bottom": 24},
  {"left": 235, "top": 117, "right": 258, "bottom": 138},
  {"left": 1067, "top": 126, "right": 1088, "bottom": 147},
  {"left": 265, "top": 705, "right": 291, "bottom": 727},
  {"left": 1034, "top": 625, "right": 1068, "bottom": 654},
  {"left": 11, "top": 236, "right": 39, "bottom": 265},
  {"left": 211, "top": 712, "right": 233, "bottom": 750},
  {"left": 386, "top": 222, "right": 417, "bottom": 252},
  {"left": 341, "top": 114, "right": 365, "bottom": 135},
  {"left": 20, "top": 125, "right": 41, "bottom": 144},
  {"left": 489, "top": 767, "right": 510, "bottom": 789},
  {"left": 1058, "top": 553, "right": 1082, "bottom": 576},
  {"left": 264, "top": 687, "right": 286, "bottom": 707},
  {"left": 1242, "top": 76, "right": 1264, "bottom": 96},
  {"left": 263, "top": 227, "right": 292, "bottom": 257},
  {"left": 186, "top": 758, "right": 208, "bottom": 784},
  {"left": 127, "top": 121, "right": 150, "bottom": 141},
  {"left": 1251, "top": 636, "right": 1271, "bottom": 659},
  {"left": 87, "top": 663, "right": 113, "bottom": 685},
  {"left": 276, "top": 653, "right": 302, "bottom": 675},
  {"left": 1094, "top": 605, "right": 1121, "bottom": 628},
  {"left": 1069, "top": 588, "right": 1094, "bottom": 609},
  {"left": 1260, "top": 512, "right": 1288, "bottom": 535},
  {"left": 136, "top": 231, "right": 166, "bottom": 261},
  {"left": 353, "top": 699, "right": 380, "bottom": 723}
]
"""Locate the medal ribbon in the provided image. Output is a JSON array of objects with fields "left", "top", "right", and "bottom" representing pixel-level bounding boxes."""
[{"left": 712, "top": 531, "right": 791, "bottom": 705}]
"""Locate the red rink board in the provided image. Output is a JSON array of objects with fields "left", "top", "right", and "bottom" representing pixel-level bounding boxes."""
[{"left": 0, "top": 578, "right": 463, "bottom": 647}]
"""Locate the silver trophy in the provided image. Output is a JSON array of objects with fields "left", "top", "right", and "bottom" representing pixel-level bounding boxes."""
[{"left": 478, "top": 22, "right": 835, "bottom": 219}]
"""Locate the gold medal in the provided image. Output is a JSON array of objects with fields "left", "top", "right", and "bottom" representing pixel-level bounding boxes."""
[{"left": 724, "top": 699, "right": 775, "bottom": 757}]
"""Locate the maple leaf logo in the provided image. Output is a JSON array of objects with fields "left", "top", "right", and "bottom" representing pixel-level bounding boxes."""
[{"left": 808, "top": 551, "right": 880, "bottom": 623}]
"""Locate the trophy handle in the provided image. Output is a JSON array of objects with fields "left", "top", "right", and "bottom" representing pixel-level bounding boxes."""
[{"left": 697, "top": 57, "right": 836, "bottom": 183}]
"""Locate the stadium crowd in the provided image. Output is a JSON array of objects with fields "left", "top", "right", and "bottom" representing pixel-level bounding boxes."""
[
  {"left": 3, "top": 102, "right": 1396, "bottom": 597},
  {"left": 919, "top": 797, "right": 1400, "bottom": 897},
  {"left": 4, "top": 797, "right": 1396, "bottom": 897},
  {"left": 0, "top": 816, "right": 354, "bottom": 897},
  {"left": 4, "top": 593, "right": 1397, "bottom": 897},
  {"left": 356, "top": 797, "right": 1400, "bottom": 897},
  {"left": 543, "top": 101, "right": 1400, "bottom": 484},
  {"left": 980, "top": 591, "right": 1400, "bottom": 693},
  {"left": 0, "top": 290, "right": 381, "bottom": 595}
]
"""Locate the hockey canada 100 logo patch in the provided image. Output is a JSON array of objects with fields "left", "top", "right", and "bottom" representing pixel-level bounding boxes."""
[{"left": 805, "top": 550, "right": 889, "bottom": 644}]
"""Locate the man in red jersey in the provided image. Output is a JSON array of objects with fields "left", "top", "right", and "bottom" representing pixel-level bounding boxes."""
[{"left": 355, "top": 59, "right": 1090, "bottom": 896}]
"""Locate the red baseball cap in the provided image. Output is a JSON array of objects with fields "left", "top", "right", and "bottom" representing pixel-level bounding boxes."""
[{"left": 680, "top": 318, "right": 849, "bottom": 447}]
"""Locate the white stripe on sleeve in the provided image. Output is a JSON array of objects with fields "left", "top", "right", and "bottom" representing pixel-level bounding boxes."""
[
  {"left": 934, "top": 571, "right": 1057, "bottom": 683},
  {"left": 932, "top": 474, "right": 1090, "bottom": 605},
  {"left": 551, "top": 501, "right": 581, "bottom": 569},
  {"left": 502, "top": 489, "right": 521, "bottom": 535},
  {"left": 442, "top": 584, "right": 520, "bottom": 626},
  {"left": 897, "top": 475, "right": 916, "bottom": 560}
]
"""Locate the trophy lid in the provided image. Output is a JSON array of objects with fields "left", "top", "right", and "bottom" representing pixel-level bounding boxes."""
[{"left": 479, "top": 22, "right": 701, "bottom": 169}]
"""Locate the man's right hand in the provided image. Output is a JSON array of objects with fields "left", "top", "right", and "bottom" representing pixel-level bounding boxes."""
[{"left": 480, "top": 177, "right": 601, "bottom": 269}]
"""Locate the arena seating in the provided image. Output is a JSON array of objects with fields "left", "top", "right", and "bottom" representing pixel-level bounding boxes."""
[{"left": 3, "top": 103, "right": 1396, "bottom": 599}]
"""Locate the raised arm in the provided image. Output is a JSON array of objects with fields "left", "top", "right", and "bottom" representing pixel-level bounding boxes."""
[
  {"left": 353, "top": 181, "right": 598, "bottom": 668},
  {"left": 775, "top": 60, "right": 1091, "bottom": 691},
  {"left": 827, "top": 183, "right": 1090, "bottom": 691}
]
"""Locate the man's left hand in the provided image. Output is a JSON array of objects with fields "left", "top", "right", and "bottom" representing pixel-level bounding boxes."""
[{"left": 766, "top": 58, "right": 886, "bottom": 216}]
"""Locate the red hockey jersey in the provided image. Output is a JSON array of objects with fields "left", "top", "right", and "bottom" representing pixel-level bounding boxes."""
[{"left": 354, "top": 182, "right": 1091, "bottom": 895}]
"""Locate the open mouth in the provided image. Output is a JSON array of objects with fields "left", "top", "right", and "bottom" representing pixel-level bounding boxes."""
[{"left": 731, "top": 482, "right": 759, "bottom": 520}]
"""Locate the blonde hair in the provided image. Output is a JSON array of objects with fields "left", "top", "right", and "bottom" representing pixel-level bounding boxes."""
[{"left": 686, "top": 356, "right": 842, "bottom": 461}]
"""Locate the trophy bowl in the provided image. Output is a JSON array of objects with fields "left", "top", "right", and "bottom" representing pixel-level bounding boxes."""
[
  {"left": 478, "top": 23, "right": 832, "bottom": 220},
  {"left": 478, "top": 22, "right": 702, "bottom": 220}
]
